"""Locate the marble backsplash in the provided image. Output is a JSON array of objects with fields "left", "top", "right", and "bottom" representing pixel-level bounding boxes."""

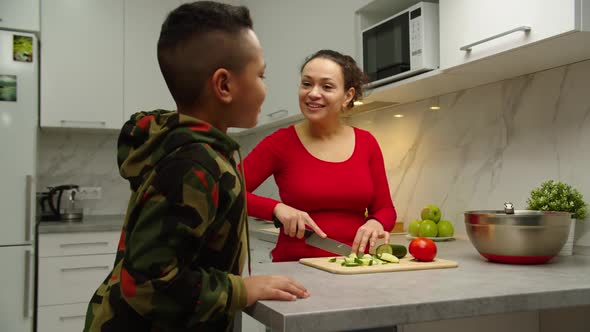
[
  {"left": 36, "top": 59, "right": 590, "bottom": 247},
  {"left": 37, "top": 130, "right": 129, "bottom": 215},
  {"left": 237, "top": 59, "right": 590, "bottom": 247}
]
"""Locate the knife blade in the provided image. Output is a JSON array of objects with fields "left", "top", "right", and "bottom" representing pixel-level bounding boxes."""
[{"left": 273, "top": 217, "right": 353, "bottom": 256}]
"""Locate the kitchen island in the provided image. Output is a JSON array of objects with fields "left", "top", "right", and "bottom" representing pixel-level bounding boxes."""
[{"left": 242, "top": 236, "right": 590, "bottom": 332}]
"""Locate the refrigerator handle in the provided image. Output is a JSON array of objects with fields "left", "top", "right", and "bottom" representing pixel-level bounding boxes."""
[
  {"left": 23, "top": 249, "right": 34, "bottom": 318},
  {"left": 25, "top": 175, "right": 34, "bottom": 242}
]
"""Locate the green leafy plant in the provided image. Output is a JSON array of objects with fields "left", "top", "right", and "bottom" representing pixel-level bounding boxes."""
[{"left": 527, "top": 180, "right": 587, "bottom": 220}]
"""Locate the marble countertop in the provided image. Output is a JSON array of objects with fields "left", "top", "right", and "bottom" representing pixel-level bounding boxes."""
[
  {"left": 37, "top": 214, "right": 125, "bottom": 233},
  {"left": 244, "top": 235, "right": 590, "bottom": 332}
]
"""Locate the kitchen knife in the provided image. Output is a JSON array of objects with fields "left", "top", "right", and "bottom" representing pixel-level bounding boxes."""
[{"left": 273, "top": 217, "right": 353, "bottom": 256}]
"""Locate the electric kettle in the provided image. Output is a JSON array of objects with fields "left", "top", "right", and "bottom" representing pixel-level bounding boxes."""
[{"left": 37, "top": 184, "right": 84, "bottom": 222}]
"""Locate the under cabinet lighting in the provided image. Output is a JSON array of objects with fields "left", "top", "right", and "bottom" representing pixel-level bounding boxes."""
[
  {"left": 430, "top": 106, "right": 441, "bottom": 110},
  {"left": 393, "top": 114, "right": 404, "bottom": 118},
  {"left": 353, "top": 101, "right": 364, "bottom": 106}
]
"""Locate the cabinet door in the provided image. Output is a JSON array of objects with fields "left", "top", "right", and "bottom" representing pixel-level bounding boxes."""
[
  {"left": 38, "top": 254, "right": 115, "bottom": 306},
  {"left": 123, "top": 0, "right": 178, "bottom": 122},
  {"left": 37, "top": 303, "right": 89, "bottom": 332},
  {"left": 39, "top": 231, "right": 119, "bottom": 257},
  {"left": 0, "top": 246, "right": 34, "bottom": 332},
  {"left": 40, "top": 0, "right": 124, "bottom": 129},
  {"left": 439, "top": 0, "right": 577, "bottom": 70},
  {"left": 0, "top": 0, "right": 39, "bottom": 31}
]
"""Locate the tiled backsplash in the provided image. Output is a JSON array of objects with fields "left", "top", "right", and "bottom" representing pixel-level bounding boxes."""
[{"left": 37, "top": 59, "right": 590, "bottom": 246}]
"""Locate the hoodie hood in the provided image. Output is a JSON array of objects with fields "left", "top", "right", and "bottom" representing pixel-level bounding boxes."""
[{"left": 117, "top": 110, "right": 240, "bottom": 187}]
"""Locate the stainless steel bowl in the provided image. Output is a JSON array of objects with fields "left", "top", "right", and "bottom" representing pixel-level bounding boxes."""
[{"left": 464, "top": 209, "right": 571, "bottom": 264}]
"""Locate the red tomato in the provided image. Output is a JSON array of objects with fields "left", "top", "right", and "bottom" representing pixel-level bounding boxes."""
[{"left": 409, "top": 237, "right": 437, "bottom": 262}]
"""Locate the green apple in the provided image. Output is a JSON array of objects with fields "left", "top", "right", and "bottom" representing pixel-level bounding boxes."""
[
  {"left": 421, "top": 205, "right": 442, "bottom": 223},
  {"left": 408, "top": 220, "right": 422, "bottom": 236},
  {"left": 419, "top": 219, "right": 438, "bottom": 237},
  {"left": 437, "top": 220, "right": 454, "bottom": 237}
]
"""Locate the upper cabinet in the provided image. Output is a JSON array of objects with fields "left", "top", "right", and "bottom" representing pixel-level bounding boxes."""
[
  {"left": 0, "top": 0, "right": 39, "bottom": 31},
  {"left": 363, "top": 0, "right": 590, "bottom": 107},
  {"left": 40, "top": 0, "right": 124, "bottom": 129},
  {"left": 123, "top": 0, "right": 177, "bottom": 122},
  {"left": 41, "top": 0, "right": 180, "bottom": 130},
  {"left": 439, "top": 0, "right": 578, "bottom": 69}
]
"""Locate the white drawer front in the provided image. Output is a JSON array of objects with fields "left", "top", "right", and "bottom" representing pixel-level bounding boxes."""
[
  {"left": 39, "top": 254, "right": 115, "bottom": 306},
  {"left": 37, "top": 303, "right": 88, "bottom": 332},
  {"left": 39, "top": 231, "right": 119, "bottom": 257}
]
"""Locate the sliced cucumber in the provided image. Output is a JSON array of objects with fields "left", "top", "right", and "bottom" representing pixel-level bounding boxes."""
[
  {"left": 376, "top": 244, "right": 393, "bottom": 256},
  {"left": 376, "top": 244, "right": 407, "bottom": 259},
  {"left": 379, "top": 252, "right": 400, "bottom": 263}
]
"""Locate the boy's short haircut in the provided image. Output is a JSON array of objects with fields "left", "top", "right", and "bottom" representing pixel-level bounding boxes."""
[{"left": 157, "top": 1, "right": 254, "bottom": 108}]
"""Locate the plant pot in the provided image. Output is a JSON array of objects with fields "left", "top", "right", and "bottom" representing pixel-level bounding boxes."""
[{"left": 558, "top": 218, "right": 576, "bottom": 256}]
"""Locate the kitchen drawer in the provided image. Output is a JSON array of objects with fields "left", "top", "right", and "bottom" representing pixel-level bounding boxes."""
[
  {"left": 38, "top": 254, "right": 115, "bottom": 306},
  {"left": 37, "top": 303, "right": 88, "bottom": 332},
  {"left": 39, "top": 231, "right": 119, "bottom": 257}
]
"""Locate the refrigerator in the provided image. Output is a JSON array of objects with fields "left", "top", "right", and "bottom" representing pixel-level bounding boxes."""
[{"left": 0, "top": 29, "right": 37, "bottom": 332}]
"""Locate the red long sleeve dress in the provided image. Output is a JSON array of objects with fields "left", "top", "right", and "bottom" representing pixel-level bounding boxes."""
[{"left": 242, "top": 125, "right": 396, "bottom": 262}]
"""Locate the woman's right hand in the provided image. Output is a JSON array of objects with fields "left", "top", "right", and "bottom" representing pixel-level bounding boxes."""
[{"left": 273, "top": 203, "right": 326, "bottom": 239}]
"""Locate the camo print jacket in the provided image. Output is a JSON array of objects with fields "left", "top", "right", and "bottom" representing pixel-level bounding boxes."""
[{"left": 84, "top": 110, "right": 249, "bottom": 332}]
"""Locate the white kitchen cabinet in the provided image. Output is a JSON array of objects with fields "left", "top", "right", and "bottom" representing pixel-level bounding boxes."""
[
  {"left": 0, "top": 246, "right": 34, "bottom": 332},
  {"left": 123, "top": 0, "right": 177, "bottom": 121},
  {"left": 40, "top": 0, "right": 124, "bottom": 129},
  {"left": 439, "top": 0, "right": 577, "bottom": 70},
  {"left": 230, "top": 0, "right": 371, "bottom": 135},
  {"left": 38, "top": 254, "right": 115, "bottom": 306},
  {"left": 37, "top": 303, "right": 89, "bottom": 332},
  {"left": 37, "top": 231, "right": 118, "bottom": 332},
  {"left": 0, "top": 0, "right": 39, "bottom": 31},
  {"left": 363, "top": 0, "right": 590, "bottom": 109}
]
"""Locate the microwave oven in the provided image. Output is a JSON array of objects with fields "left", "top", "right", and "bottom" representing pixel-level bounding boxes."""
[{"left": 362, "top": 2, "right": 439, "bottom": 88}]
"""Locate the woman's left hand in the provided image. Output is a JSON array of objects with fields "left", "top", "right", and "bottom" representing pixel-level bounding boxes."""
[{"left": 351, "top": 219, "right": 390, "bottom": 254}]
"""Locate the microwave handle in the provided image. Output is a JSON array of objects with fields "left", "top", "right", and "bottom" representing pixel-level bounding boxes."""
[{"left": 460, "top": 26, "right": 531, "bottom": 52}]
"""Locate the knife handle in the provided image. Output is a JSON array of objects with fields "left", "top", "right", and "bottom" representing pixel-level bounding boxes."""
[{"left": 272, "top": 216, "right": 314, "bottom": 238}]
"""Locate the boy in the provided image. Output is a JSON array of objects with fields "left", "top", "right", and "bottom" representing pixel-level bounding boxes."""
[{"left": 84, "top": 2, "right": 308, "bottom": 331}]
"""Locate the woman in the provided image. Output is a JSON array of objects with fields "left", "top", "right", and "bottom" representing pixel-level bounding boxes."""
[{"left": 242, "top": 50, "right": 396, "bottom": 262}]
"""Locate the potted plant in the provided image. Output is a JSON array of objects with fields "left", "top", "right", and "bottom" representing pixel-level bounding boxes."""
[{"left": 527, "top": 180, "right": 588, "bottom": 255}]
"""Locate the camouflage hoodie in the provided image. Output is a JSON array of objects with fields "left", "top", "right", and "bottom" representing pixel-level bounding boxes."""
[{"left": 85, "top": 110, "right": 249, "bottom": 332}]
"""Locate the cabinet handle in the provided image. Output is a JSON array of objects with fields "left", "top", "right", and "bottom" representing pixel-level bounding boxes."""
[
  {"left": 60, "top": 120, "right": 107, "bottom": 128},
  {"left": 59, "top": 315, "right": 86, "bottom": 321},
  {"left": 60, "top": 265, "right": 110, "bottom": 272},
  {"left": 460, "top": 26, "right": 531, "bottom": 52},
  {"left": 23, "top": 250, "right": 33, "bottom": 318},
  {"left": 25, "top": 175, "right": 34, "bottom": 242},
  {"left": 266, "top": 109, "right": 288, "bottom": 119},
  {"left": 59, "top": 241, "right": 110, "bottom": 248}
]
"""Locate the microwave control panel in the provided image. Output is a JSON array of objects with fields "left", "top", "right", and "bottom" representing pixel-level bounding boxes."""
[{"left": 410, "top": 8, "right": 423, "bottom": 59}]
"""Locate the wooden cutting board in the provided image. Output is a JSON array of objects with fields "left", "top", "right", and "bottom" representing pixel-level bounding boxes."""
[{"left": 299, "top": 256, "right": 458, "bottom": 274}]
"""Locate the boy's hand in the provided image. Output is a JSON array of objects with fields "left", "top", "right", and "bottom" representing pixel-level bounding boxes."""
[
  {"left": 273, "top": 203, "right": 326, "bottom": 239},
  {"left": 243, "top": 275, "right": 309, "bottom": 307}
]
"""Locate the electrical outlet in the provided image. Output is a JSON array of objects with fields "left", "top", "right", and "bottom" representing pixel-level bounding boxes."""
[{"left": 77, "top": 187, "right": 102, "bottom": 200}]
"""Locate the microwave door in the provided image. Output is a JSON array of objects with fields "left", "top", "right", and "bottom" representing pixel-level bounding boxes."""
[
  {"left": 364, "top": 12, "right": 411, "bottom": 85},
  {"left": 376, "top": 12, "right": 410, "bottom": 79}
]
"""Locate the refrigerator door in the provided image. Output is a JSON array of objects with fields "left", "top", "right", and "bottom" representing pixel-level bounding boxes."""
[
  {"left": 0, "top": 245, "right": 34, "bottom": 331},
  {"left": 0, "top": 30, "right": 37, "bottom": 246}
]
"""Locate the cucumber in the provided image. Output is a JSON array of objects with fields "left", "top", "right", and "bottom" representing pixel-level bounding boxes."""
[
  {"left": 376, "top": 244, "right": 407, "bottom": 259},
  {"left": 379, "top": 252, "right": 399, "bottom": 263}
]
